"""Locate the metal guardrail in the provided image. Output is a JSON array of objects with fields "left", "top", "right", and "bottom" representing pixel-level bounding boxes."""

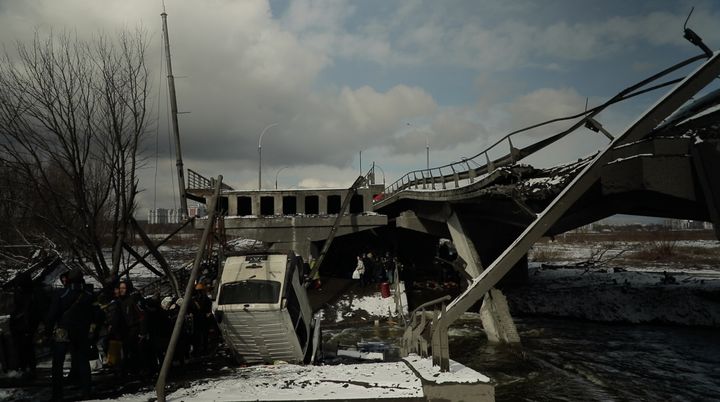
[
  {"left": 400, "top": 295, "right": 452, "bottom": 358},
  {"left": 187, "top": 168, "right": 233, "bottom": 191},
  {"left": 378, "top": 54, "right": 708, "bottom": 203}
]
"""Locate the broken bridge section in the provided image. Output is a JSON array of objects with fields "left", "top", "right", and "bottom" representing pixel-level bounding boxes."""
[{"left": 372, "top": 51, "right": 720, "bottom": 370}]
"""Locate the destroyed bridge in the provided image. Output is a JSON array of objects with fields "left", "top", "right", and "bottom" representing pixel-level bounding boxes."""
[{"left": 187, "top": 52, "right": 720, "bottom": 370}]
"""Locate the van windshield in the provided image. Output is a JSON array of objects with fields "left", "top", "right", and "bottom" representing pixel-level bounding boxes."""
[{"left": 219, "top": 280, "right": 281, "bottom": 305}]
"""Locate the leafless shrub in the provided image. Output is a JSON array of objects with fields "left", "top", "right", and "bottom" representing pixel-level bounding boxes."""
[{"left": 529, "top": 245, "right": 564, "bottom": 262}]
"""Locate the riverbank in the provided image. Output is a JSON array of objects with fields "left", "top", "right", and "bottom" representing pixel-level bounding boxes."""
[{"left": 509, "top": 237, "right": 720, "bottom": 326}]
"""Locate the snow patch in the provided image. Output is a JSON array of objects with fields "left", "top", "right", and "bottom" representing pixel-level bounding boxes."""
[
  {"left": 331, "top": 283, "right": 407, "bottom": 323},
  {"left": 403, "top": 354, "right": 491, "bottom": 384}
]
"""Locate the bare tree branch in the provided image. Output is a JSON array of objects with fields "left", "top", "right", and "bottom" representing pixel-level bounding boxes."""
[{"left": 0, "top": 29, "right": 151, "bottom": 281}]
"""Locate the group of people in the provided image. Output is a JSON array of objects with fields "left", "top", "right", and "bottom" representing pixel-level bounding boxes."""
[
  {"left": 8, "top": 268, "right": 217, "bottom": 400},
  {"left": 352, "top": 251, "right": 400, "bottom": 286}
]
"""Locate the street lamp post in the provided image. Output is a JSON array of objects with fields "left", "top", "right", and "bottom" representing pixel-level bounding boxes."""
[
  {"left": 275, "top": 166, "right": 290, "bottom": 189},
  {"left": 258, "top": 123, "right": 278, "bottom": 190},
  {"left": 426, "top": 135, "right": 430, "bottom": 169}
]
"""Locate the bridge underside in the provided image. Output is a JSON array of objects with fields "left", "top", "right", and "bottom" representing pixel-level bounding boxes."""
[{"left": 217, "top": 214, "right": 387, "bottom": 261}]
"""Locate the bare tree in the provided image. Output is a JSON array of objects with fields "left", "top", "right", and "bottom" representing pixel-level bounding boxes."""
[{"left": 0, "top": 29, "right": 150, "bottom": 281}]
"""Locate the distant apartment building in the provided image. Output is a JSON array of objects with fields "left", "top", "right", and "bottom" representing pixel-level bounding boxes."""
[
  {"left": 664, "top": 219, "right": 711, "bottom": 230},
  {"left": 148, "top": 208, "right": 182, "bottom": 224}
]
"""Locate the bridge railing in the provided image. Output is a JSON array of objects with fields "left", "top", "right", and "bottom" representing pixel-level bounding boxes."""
[
  {"left": 378, "top": 54, "right": 708, "bottom": 204},
  {"left": 187, "top": 168, "right": 233, "bottom": 191}
]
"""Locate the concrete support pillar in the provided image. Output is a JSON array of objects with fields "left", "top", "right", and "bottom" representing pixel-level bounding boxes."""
[
  {"left": 692, "top": 141, "right": 720, "bottom": 240},
  {"left": 297, "top": 195, "right": 306, "bottom": 215},
  {"left": 274, "top": 195, "right": 283, "bottom": 215},
  {"left": 319, "top": 195, "right": 328, "bottom": 215},
  {"left": 479, "top": 288, "right": 521, "bottom": 344},
  {"left": 447, "top": 211, "right": 521, "bottom": 345},
  {"left": 446, "top": 211, "right": 483, "bottom": 278},
  {"left": 252, "top": 194, "right": 260, "bottom": 216},
  {"left": 228, "top": 196, "right": 238, "bottom": 216}
]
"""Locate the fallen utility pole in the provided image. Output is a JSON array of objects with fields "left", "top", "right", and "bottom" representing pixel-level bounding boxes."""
[{"left": 156, "top": 175, "right": 222, "bottom": 402}]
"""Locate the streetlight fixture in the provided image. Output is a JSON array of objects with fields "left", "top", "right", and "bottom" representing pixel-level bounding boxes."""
[
  {"left": 425, "top": 135, "right": 430, "bottom": 169},
  {"left": 258, "top": 122, "right": 278, "bottom": 190},
  {"left": 275, "top": 166, "right": 290, "bottom": 189}
]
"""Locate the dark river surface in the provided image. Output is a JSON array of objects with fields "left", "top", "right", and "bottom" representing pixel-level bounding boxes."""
[{"left": 324, "top": 317, "right": 720, "bottom": 401}]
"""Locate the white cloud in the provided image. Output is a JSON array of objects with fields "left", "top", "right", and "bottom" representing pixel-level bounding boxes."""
[
  {"left": 2, "top": 0, "right": 712, "bottom": 218},
  {"left": 506, "top": 87, "right": 587, "bottom": 132},
  {"left": 278, "top": 1, "right": 720, "bottom": 71}
]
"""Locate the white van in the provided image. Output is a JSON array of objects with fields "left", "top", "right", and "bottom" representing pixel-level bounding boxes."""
[{"left": 213, "top": 251, "right": 316, "bottom": 364}]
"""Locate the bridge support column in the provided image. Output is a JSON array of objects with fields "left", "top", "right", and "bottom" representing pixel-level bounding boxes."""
[
  {"left": 479, "top": 288, "right": 521, "bottom": 344},
  {"left": 252, "top": 195, "right": 260, "bottom": 216},
  {"left": 446, "top": 211, "right": 483, "bottom": 278},
  {"left": 274, "top": 195, "right": 283, "bottom": 216},
  {"left": 446, "top": 211, "right": 520, "bottom": 345},
  {"left": 227, "top": 195, "right": 237, "bottom": 216},
  {"left": 692, "top": 141, "right": 720, "bottom": 240}
]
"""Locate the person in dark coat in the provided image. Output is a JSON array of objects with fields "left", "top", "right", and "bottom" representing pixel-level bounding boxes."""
[
  {"left": 117, "top": 280, "right": 147, "bottom": 376},
  {"left": 363, "top": 253, "right": 376, "bottom": 284},
  {"left": 190, "top": 284, "right": 213, "bottom": 356},
  {"left": 45, "top": 269, "right": 97, "bottom": 400},
  {"left": 9, "top": 271, "right": 42, "bottom": 377}
]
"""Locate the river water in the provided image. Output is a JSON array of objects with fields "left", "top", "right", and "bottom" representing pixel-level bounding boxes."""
[
  {"left": 324, "top": 317, "right": 720, "bottom": 401},
  {"left": 454, "top": 317, "right": 720, "bottom": 401}
]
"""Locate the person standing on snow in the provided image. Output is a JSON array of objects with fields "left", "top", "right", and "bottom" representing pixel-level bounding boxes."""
[
  {"left": 45, "top": 269, "right": 99, "bottom": 400},
  {"left": 354, "top": 255, "right": 366, "bottom": 286},
  {"left": 117, "top": 280, "right": 148, "bottom": 376}
]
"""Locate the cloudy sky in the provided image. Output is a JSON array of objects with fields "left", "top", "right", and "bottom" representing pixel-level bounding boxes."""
[{"left": 1, "top": 0, "right": 719, "bottom": 217}]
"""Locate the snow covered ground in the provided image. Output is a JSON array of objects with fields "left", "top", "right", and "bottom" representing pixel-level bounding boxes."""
[
  {"left": 403, "top": 354, "right": 490, "bottom": 384},
  {"left": 78, "top": 353, "right": 495, "bottom": 402},
  {"left": 323, "top": 282, "right": 408, "bottom": 324},
  {"left": 91, "top": 362, "right": 424, "bottom": 402}
]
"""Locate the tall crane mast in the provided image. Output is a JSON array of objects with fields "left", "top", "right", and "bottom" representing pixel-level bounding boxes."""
[{"left": 161, "top": 5, "right": 188, "bottom": 219}]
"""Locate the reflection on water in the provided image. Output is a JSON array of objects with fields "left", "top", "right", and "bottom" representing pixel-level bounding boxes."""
[
  {"left": 452, "top": 317, "right": 720, "bottom": 402},
  {"left": 323, "top": 318, "right": 720, "bottom": 401}
]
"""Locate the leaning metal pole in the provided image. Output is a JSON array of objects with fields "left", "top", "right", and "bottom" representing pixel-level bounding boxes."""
[
  {"left": 155, "top": 176, "right": 222, "bottom": 402},
  {"left": 161, "top": 8, "right": 188, "bottom": 219},
  {"left": 430, "top": 51, "right": 720, "bottom": 371}
]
